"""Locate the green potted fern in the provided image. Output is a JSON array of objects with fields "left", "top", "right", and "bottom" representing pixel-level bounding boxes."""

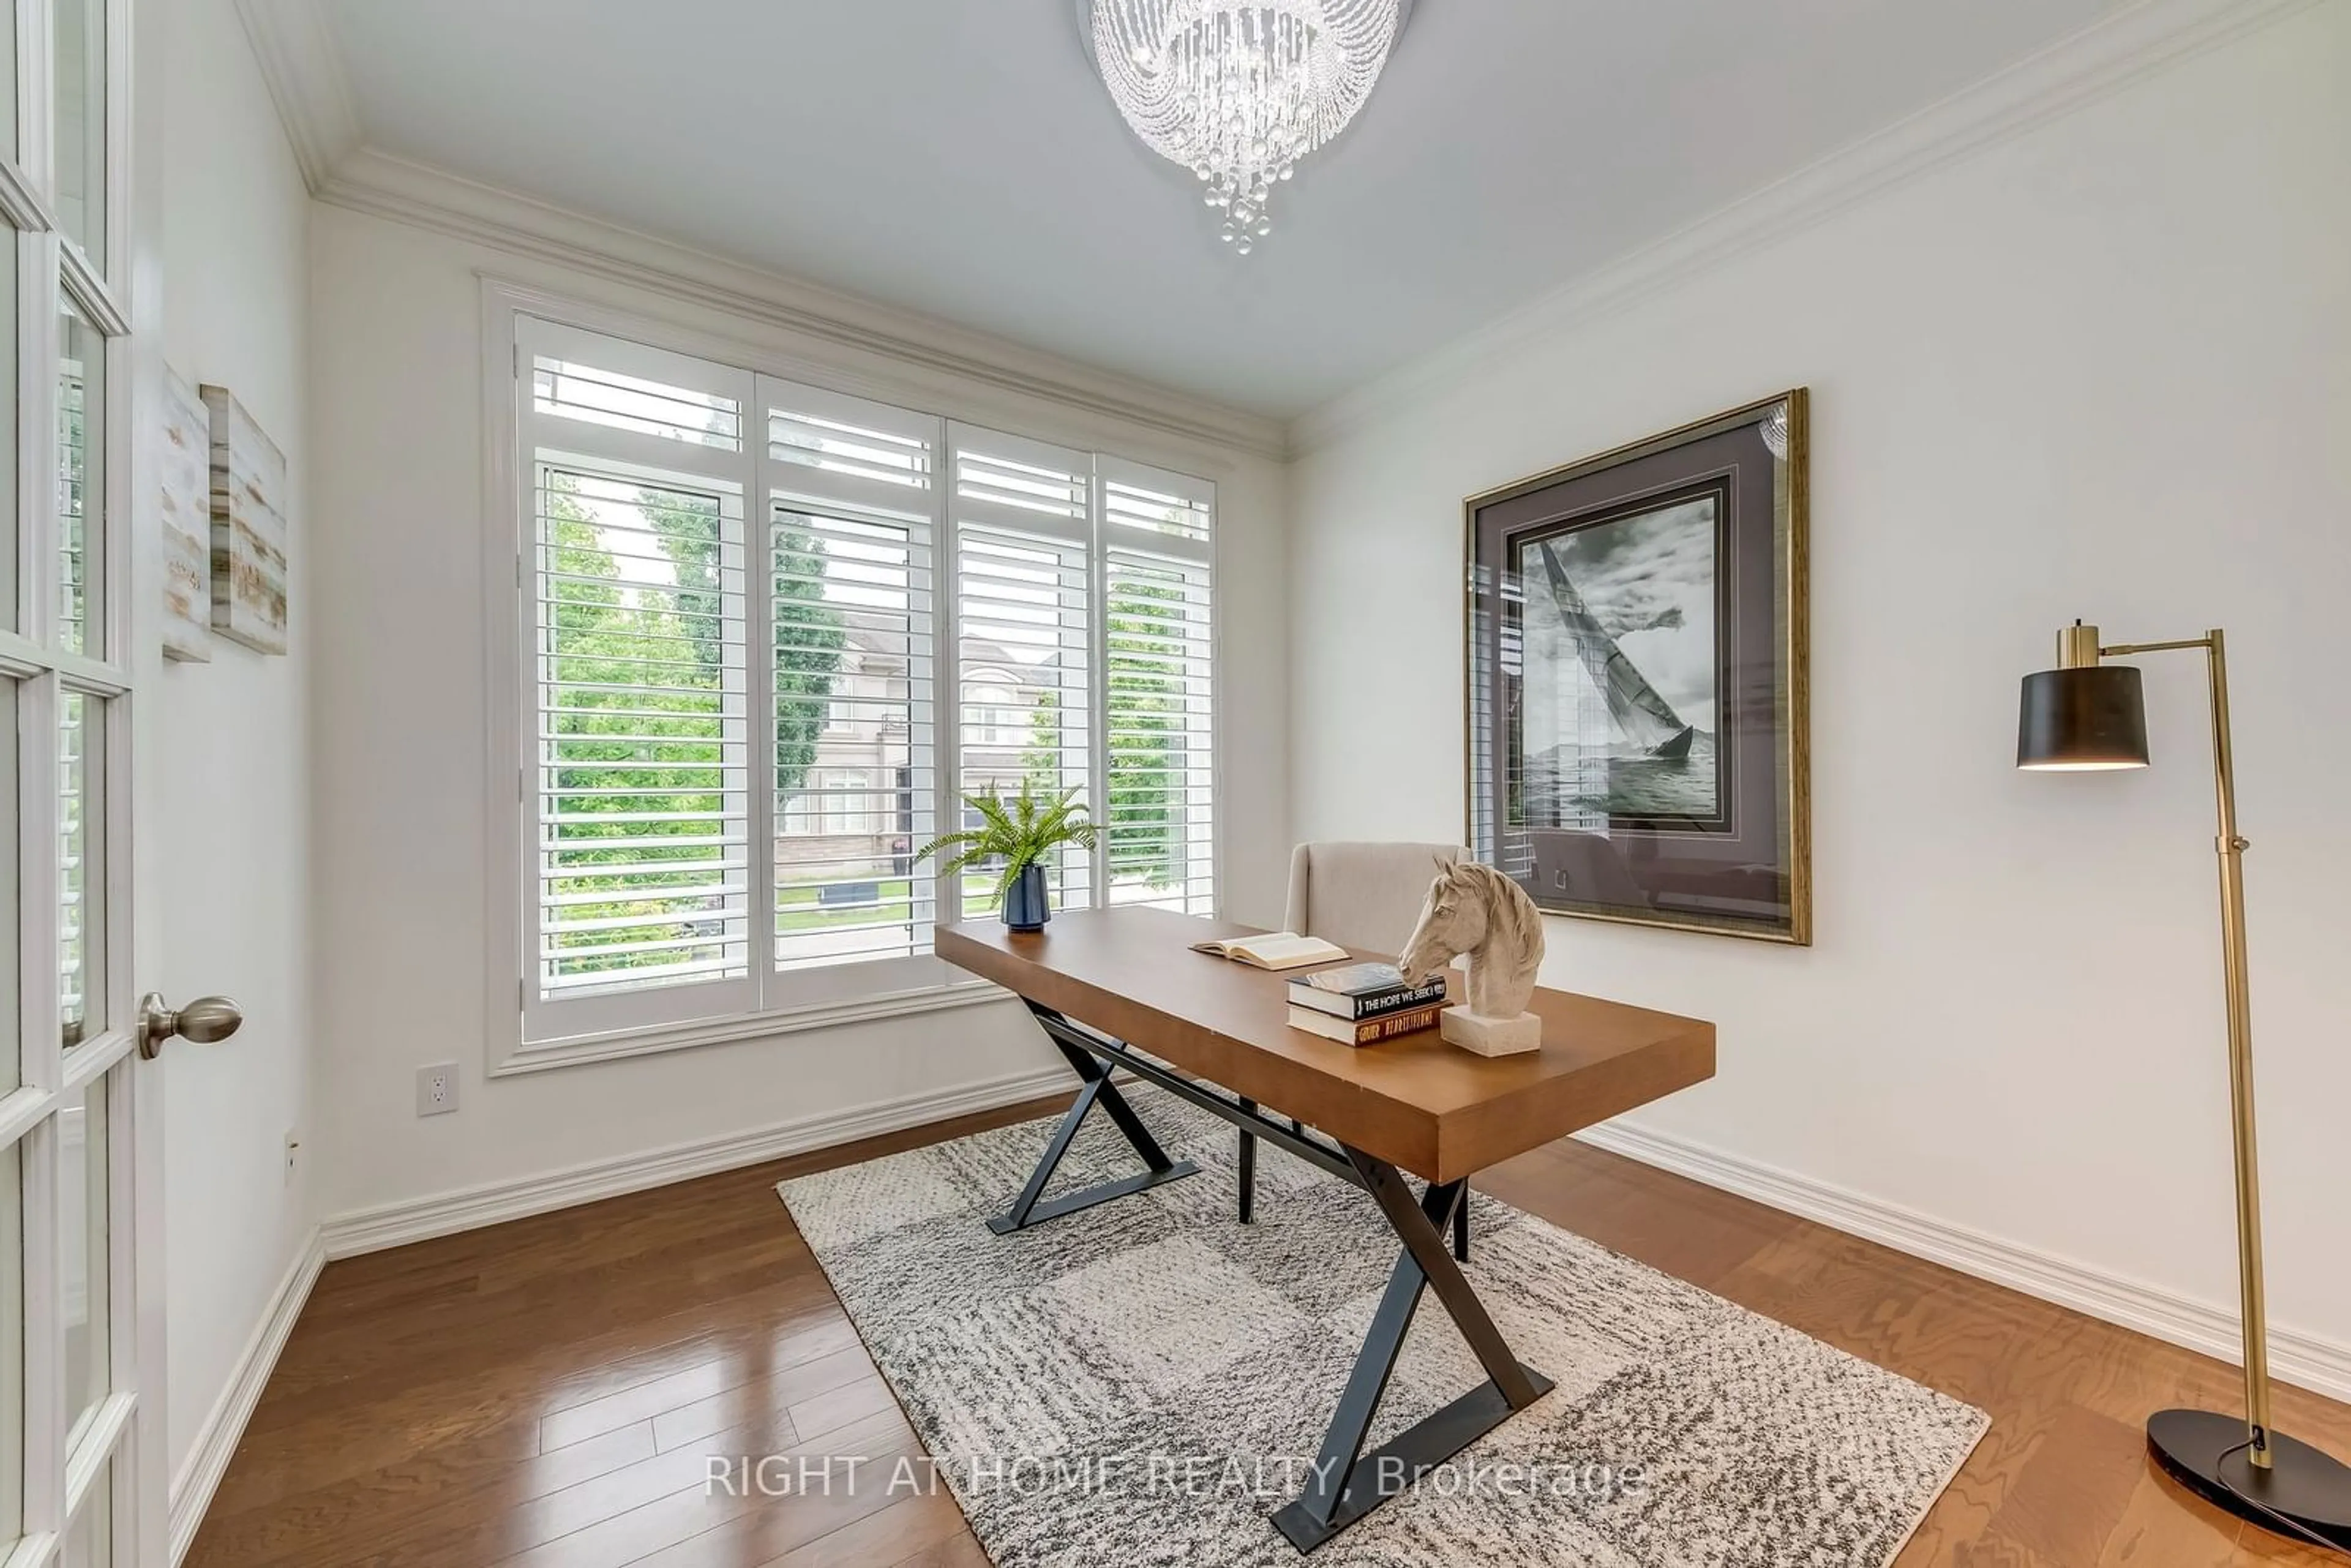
[{"left": 916, "top": 781, "right": 1100, "bottom": 931}]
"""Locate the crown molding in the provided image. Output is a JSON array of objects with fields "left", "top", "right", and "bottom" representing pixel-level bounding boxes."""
[
  {"left": 228, "top": 7, "right": 1288, "bottom": 462},
  {"left": 231, "top": 0, "right": 362, "bottom": 192},
  {"left": 310, "top": 148, "right": 1287, "bottom": 460},
  {"left": 1289, "top": 0, "right": 2322, "bottom": 456}
]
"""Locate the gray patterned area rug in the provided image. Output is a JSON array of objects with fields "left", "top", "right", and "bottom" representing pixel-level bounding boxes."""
[{"left": 776, "top": 1087, "right": 1986, "bottom": 1567}]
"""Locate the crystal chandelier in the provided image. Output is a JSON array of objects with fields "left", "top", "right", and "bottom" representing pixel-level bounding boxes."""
[{"left": 1086, "top": 0, "right": 1408, "bottom": 255}]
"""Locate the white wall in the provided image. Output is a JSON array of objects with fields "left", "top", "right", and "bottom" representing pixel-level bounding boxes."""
[
  {"left": 1289, "top": 9, "right": 2351, "bottom": 1357},
  {"left": 154, "top": 0, "right": 315, "bottom": 1488},
  {"left": 306, "top": 206, "right": 1291, "bottom": 1220}
]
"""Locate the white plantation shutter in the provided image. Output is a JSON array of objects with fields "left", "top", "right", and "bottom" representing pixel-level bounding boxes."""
[
  {"left": 949, "top": 425, "right": 1094, "bottom": 913},
  {"left": 533, "top": 470, "right": 753, "bottom": 998},
  {"left": 761, "top": 378, "right": 945, "bottom": 989},
  {"left": 501, "top": 312, "right": 1220, "bottom": 1056},
  {"left": 1099, "top": 460, "right": 1215, "bottom": 913},
  {"left": 534, "top": 358, "right": 743, "bottom": 449},
  {"left": 520, "top": 319, "right": 760, "bottom": 1041}
]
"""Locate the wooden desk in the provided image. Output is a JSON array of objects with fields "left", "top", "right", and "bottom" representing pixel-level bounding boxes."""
[
  {"left": 936, "top": 907, "right": 1716, "bottom": 1552},
  {"left": 938, "top": 907, "right": 1714, "bottom": 1184}
]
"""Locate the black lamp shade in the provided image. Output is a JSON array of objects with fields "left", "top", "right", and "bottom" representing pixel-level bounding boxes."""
[{"left": 2017, "top": 665, "right": 2150, "bottom": 769}]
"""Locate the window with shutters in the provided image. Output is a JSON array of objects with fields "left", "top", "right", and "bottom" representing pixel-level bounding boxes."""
[
  {"left": 497, "top": 307, "right": 1216, "bottom": 1060},
  {"left": 519, "top": 321, "right": 759, "bottom": 1044},
  {"left": 765, "top": 381, "right": 941, "bottom": 982},
  {"left": 950, "top": 426, "right": 1093, "bottom": 917},
  {"left": 1100, "top": 462, "right": 1215, "bottom": 914}
]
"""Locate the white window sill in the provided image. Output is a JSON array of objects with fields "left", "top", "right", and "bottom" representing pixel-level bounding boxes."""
[{"left": 491, "top": 977, "right": 1014, "bottom": 1078}]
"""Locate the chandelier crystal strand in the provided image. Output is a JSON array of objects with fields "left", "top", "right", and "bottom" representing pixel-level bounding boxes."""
[{"left": 1090, "top": 0, "right": 1403, "bottom": 255}]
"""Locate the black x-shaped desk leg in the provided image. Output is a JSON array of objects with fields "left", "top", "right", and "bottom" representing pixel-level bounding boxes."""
[
  {"left": 986, "top": 1028, "right": 1201, "bottom": 1234},
  {"left": 986, "top": 1002, "right": 1549, "bottom": 1550},
  {"left": 1270, "top": 1147, "right": 1553, "bottom": 1551}
]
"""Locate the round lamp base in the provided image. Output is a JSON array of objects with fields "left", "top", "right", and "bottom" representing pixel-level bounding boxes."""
[{"left": 2148, "top": 1408, "right": 2351, "bottom": 1549}]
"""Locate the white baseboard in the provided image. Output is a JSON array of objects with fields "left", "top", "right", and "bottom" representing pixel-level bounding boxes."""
[
  {"left": 1577, "top": 1117, "right": 2351, "bottom": 1405},
  {"left": 168, "top": 1229, "right": 326, "bottom": 1566},
  {"left": 166, "top": 1065, "right": 1073, "bottom": 1560},
  {"left": 318, "top": 1063, "right": 1073, "bottom": 1259},
  {"left": 165, "top": 1072, "right": 2350, "bottom": 1568}
]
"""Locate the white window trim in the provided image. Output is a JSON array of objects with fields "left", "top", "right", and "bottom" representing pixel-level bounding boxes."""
[{"left": 480, "top": 283, "right": 1222, "bottom": 1076}]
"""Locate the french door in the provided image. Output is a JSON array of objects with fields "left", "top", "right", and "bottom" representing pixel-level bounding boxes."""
[{"left": 1, "top": 0, "right": 150, "bottom": 1561}]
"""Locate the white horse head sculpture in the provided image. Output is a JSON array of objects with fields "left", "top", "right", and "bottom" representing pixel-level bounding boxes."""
[{"left": 1397, "top": 859, "right": 1545, "bottom": 1019}]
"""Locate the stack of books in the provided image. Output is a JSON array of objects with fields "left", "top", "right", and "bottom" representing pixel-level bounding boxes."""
[{"left": 1286, "top": 962, "right": 1450, "bottom": 1046}]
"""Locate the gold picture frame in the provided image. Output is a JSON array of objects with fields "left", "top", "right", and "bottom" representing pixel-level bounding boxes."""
[{"left": 1462, "top": 389, "right": 1810, "bottom": 945}]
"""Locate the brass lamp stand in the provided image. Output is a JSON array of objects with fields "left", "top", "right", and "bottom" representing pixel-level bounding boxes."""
[{"left": 2017, "top": 623, "right": 2351, "bottom": 1550}]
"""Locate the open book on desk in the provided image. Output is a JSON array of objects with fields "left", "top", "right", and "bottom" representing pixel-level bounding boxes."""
[{"left": 1188, "top": 931, "right": 1351, "bottom": 971}]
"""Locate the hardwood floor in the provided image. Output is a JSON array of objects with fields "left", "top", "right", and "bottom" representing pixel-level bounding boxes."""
[{"left": 187, "top": 1096, "right": 2351, "bottom": 1567}]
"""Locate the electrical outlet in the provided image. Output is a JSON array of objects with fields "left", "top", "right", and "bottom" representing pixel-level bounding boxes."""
[
  {"left": 417, "top": 1062, "right": 460, "bottom": 1117},
  {"left": 283, "top": 1129, "right": 301, "bottom": 1185}
]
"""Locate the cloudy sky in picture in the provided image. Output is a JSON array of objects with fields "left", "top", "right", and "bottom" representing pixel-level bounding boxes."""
[{"left": 1547, "top": 498, "right": 1719, "bottom": 733}]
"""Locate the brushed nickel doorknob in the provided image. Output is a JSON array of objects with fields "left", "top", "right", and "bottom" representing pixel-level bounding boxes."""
[{"left": 137, "top": 992, "right": 243, "bottom": 1060}]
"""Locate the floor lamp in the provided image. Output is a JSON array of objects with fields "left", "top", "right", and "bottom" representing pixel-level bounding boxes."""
[{"left": 2017, "top": 622, "right": 2351, "bottom": 1550}]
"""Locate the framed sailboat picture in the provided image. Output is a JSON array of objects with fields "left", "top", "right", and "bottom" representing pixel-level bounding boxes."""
[{"left": 1464, "top": 391, "right": 1810, "bottom": 943}]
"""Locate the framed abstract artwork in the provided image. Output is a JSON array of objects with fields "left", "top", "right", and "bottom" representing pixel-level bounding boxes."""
[
  {"left": 1464, "top": 391, "right": 1810, "bottom": 943},
  {"left": 201, "top": 383, "right": 291, "bottom": 654},
  {"left": 159, "top": 366, "right": 212, "bottom": 661}
]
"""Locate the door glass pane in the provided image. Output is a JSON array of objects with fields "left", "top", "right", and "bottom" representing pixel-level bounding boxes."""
[
  {"left": 59, "top": 302, "right": 103, "bottom": 656},
  {"left": 62, "top": 1075, "right": 109, "bottom": 1447},
  {"left": 60, "top": 690, "right": 103, "bottom": 1049},
  {"left": 0, "top": 212, "right": 15, "bottom": 637},
  {"left": 0, "top": 1146, "right": 21, "bottom": 1544},
  {"left": 64, "top": 1460, "right": 111, "bottom": 1566},
  {"left": 54, "top": 0, "right": 105, "bottom": 267},
  {"left": 0, "top": 1, "right": 16, "bottom": 168},
  {"left": 0, "top": 682, "right": 15, "bottom": 1092}
]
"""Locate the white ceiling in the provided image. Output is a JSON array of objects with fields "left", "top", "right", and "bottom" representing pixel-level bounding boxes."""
[{"left": 320, "top": 0, "right": 2122, "bottom": 420}]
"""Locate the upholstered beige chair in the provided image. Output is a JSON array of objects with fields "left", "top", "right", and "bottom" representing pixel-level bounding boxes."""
[
  {"left": 1240, "top": 839, "right": 1476, "bottom": 1255},
  {"left": 1283, "top": 840, "right": 1470, "bottom": 954}
]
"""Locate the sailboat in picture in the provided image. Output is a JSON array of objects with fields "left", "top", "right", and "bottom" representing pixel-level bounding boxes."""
[
  {"left": 1468, "top": 391, "right": 1807, "bottom": 942},
  {"left": 1533, "top": 539, "right": 1696, "bottom": 761}
]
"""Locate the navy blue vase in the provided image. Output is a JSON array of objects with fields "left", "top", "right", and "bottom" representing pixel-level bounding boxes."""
[{"left": 1003, "top": 862, "right": 1051, "bottom": 932}]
